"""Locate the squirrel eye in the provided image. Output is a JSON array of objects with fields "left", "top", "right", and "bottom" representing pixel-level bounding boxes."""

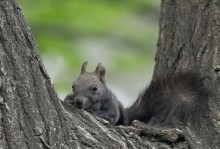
[
  {"left": 72, "top": 85, "right": 75, "bottom": 91},
  {"left": 92, "top": 86, "right": 98, "bottom": 92}
]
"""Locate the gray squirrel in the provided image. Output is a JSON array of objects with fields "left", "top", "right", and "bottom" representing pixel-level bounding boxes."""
[
  {"left": 64, "top": 61, "right": 128, "bottom": 125},
  {"left": 65, "top": 62, "right": 209, "bottom": 126}
]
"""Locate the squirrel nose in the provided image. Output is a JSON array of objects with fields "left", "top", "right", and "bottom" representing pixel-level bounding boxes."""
[
  {"left": 75, "top": 100, "right": 83, "bottom": 108},
  {"left": 74, "top": 96, "right": 89, "bottom": 109},
  {"left": 74, "top": 97, "right": 84, "bottom": 108}
]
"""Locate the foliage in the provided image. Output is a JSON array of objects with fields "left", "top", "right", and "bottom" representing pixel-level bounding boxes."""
[{"left": 18, "top": 0, "right": 160, "bottom": 104}]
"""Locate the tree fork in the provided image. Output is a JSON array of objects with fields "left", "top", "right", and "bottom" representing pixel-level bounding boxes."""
[{"left": 0, "top": 0, "right": 220, "bottom": 148}]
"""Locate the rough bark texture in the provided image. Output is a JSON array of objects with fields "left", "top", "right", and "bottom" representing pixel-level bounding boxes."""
[
  {"left": 0, "top": 0, "right": 219, "bottom": 149},
  {"left": 155, "top": 0, "right": 220, "bottom": 148}
]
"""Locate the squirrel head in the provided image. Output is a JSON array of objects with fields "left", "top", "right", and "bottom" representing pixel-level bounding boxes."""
[
  {"left": 80, "top": 61, "right": 106, "bottom": 84},
  {"left": 71, "top": 61, "right": 107, "bottom": 111}
]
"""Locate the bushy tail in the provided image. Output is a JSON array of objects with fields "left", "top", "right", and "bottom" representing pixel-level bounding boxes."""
[{"left": 126, "top": 71, "right": 209, "bottom": 126}]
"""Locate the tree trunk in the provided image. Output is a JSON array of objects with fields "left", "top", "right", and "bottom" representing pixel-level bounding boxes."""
[
  {"left": 155, "top": 0, "right": 220, "bottom": 148},
  {"left": 0, "top": 0, "right": 219, "bottom": 149}
]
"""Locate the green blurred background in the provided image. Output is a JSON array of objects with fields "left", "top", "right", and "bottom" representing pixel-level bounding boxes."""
[{"left": 17, "top": 0, "right": 160, "bottom": 107}]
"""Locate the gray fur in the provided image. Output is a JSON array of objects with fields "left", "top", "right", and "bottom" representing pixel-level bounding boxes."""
[
  {"left": 126, "top": 71, "right": 209, "bottom": 127},
  {"left": 65, "top": 62, "right": 208, "bottom": 127},
  {"left": 64, "top": 61, "right": 127, "bottom": 125}
]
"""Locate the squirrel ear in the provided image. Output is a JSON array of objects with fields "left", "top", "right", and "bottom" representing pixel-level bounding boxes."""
[
  {"left": 95, "top": 63, "right": 106, "bottom": 84},
  {"left": 81, "top": 61, "right": 88, "bottom": 74}
]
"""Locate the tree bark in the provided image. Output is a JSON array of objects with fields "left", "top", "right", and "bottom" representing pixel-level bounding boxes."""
[
  {"left": 0, "top": 0, "right": 219, "bottom": 149},
  {"left": 155, "top": 0, "right": 220, "bottom": 148}
]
